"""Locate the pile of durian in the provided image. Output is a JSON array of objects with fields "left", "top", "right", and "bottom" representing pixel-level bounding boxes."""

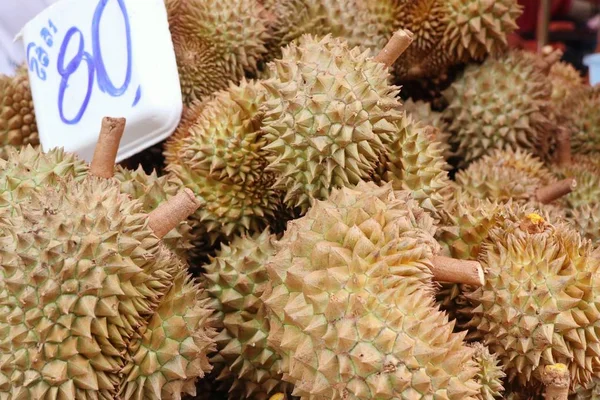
[{"left": 2, "top": 0, "right": 600, "bottom": 399}]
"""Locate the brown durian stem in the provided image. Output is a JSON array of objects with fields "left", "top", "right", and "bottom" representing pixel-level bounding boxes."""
[
  {"left": 373, "top": 29, "right": 414, "bottom": 68},
  {"left": 148, "top": 188, "right": 201, "bottom": 238},
  {"left": 536, "top": 178, "right": 576, "bottom": 204},
  {"left": 556, "top": 127, "right": 572, "bottom": 166},
  {"left": 541, "top": 364, "right": 570, "bottom": 400},
  {"left": 430, "top": 256, "right": 485, "bottom": 287},
  {"left": 90, "top": 117, "right": 126, "bottom": 178}
]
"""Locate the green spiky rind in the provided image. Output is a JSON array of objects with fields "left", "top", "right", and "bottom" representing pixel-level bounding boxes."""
[
  {"left": 164, "top": 101, "right": 208, "bottom": 166},
  {"left": 568, "top": 204, "right": 600, "bottom": 246},
  {"left": 261, "top": 181, "right": 483, "bottom": 399},
  {"left": 259, "top": 0, "right": 328, "bottom": 61},
  {"left": 375, "top": 114, "right": 453, "bottom": 219},
  {"left": 442, "top": 52, "right": 555, "bottom": 165},
  {"left": 113, "top": 166, "right": 194, "bottom": 259},
  {"left": 455, "top": 148, "right": 556, "bottom": 204},
  {"left": 470, "top": 343, "right": 506, "bottom": 400},
  {"left": 0, "top": 177, "right": 183, "bottom": 398},
  {"left": 0, "top": 145, "right": 88, "bottom": 208},
  {"left": 204, "top": 230, "right": 293, "bottom": 400},
  {"left": 166, "top": 79, "right": 283, "bottom": 241},
  {"left": 561, "top": 87, "right": 600, "bottom": 155},
  {"left": 402, "top": 99, "right": 452, "bottom": 155},
  {"left": 166, "top": 0, "right": 269, "bottom": 104},
  {"left": 556, "top": 156, "right": 600, "bottom": 210},
  {"left": 393, "top": 0, "right": 520, "bottom": 80},
  {"left": 118, "top": 272, "right": 217, "bottom": 400},
  {"left": 463, "top": 213, "right": 600, "bottom": 389},
  {"left": 261, "top": 34, "right": 402, "bottom": 212},
  {"left": 0, "top": 66, "right": 38, "bottom": 149},
  {"left": 442, "top": 0, "right": 521, "bottom": 62},
  {"left": 549, "top": 62, "right": 584, "bottom": 105}
]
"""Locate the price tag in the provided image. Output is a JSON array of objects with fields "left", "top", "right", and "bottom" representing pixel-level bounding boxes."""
[{"left": 17, "top": 0, "right": 182, "bottom": 162}]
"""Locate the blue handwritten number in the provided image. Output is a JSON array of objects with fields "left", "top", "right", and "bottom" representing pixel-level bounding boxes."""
[
  {"left": 56, "top": 0, "right": 134, "bottom": 125},
  {"left": 57, "top": 28, "right": 94, "bottom": 125},
  {"left": 27, "top": 43, "right": 46, "bottom": 80},
  {"left": 92, "top": 0, "right": 132, "bottom": 96}
]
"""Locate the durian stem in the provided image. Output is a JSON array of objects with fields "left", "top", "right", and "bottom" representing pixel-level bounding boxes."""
[
  {"left": 430, "top": 256, "right": 485, "bottom": 287},
  {"left": 541, "top": 363, "right": 570, "bottom": 400},
  {"left": 90, "top": 117, "right": 126, "bottom": 178},
  {"left": 148, "top": 188, "right": 201, "bottom": 238},
  {"left": 535, "top": 178, "right": 576, "bottom": 204},
  {"left": 556, "top": 127, "right": 572, "bottom": 166},
  {"left": 373, "top": 29, "right": 414, "bottom": 68}
]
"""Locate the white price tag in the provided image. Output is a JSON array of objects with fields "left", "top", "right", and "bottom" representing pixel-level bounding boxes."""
[{"left": 18, "top": 0, "right": 182, "bottom": 162}]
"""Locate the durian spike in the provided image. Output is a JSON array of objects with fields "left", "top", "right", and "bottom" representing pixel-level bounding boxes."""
[
  {"left": 148, "top": 188, "right": 201, "bottom": 238},
  {"left": 430, "top": 256, "right": 485, "bottom": 286},
  {"left": 373, "top": 29, "right": 414, "bottom": 68},
  {"left": 90, "top": 116, "right": 126, "bottom": 178},
  {"left": 538, "top": 46, "right": 563, "bottom": 73},
  {"left": 536, "top": 178, "right": 576, "bottom": 204},
  {"left": 556, "top": 127, "right": 572, "bottom": 166},
  {"left": 541, "top": 363, "right": 570, "bottom": 400}
]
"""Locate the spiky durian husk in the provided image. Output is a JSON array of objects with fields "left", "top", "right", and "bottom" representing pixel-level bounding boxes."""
[
  {"left": 0, "top": 177, "right": 193, "bottom": 398},
  {"left": 556, "top": 156, "right": 600, "bottom": 210},
  {"left": 372, "top": 114, "right": 452, "bottom": 218},
  {"left": 261, "top": 34, "right": 402, "bottom": 212},
  {"left": 165, "top": 79, "right": 283, "bottom": 242},
  {"left": 442, "top": 52, "right": 556, "bottom": 165},
  {"left": 549, "top": 62, "right": 584, "bottom": 104},
  {"left": 394, "top": 0, "right": 521, "bottom": 80},
  {"left": 164, "top": 101, "right": 208, "bottom": 166},
  {"left": 571, "top": 380, "right": 600, "bottom": 399},
  {"left": 118, "top": 272, "right": 217, "bottom": 400},
  {"left": 455, "top": 148, "right": 556, "bottom": 204},
  {"left": 258, "top": 0, "right": 328, "bottom": 61},
  {"left": 0, "top": 66, "right": 38, "bottom": 152},
  {"left": 166, "top": 0, "right": 269, "bottom": 104},
  {"left": 401, "top": 98, "right": 452, "bottom": 154},
  {"left": 114, "top": 166, "right": 194, "bottom": 259},
  {"left": 470, "top": 343, "right": 506, "bottom": 400},
  {"left": 462, "top": 213, "right": 600, "bottom": 390},
  {"left": 568, "top": 204, "right": 600, "bottom": 246},
  {"left": 261, "top": 181, "right": 483, "bottom": 399},
  {"left": 560, "top": 86, "right": 600, "bottom": 155},
  {"left": 0, "top": 145, "right": 88, "bottom": 203},
  {"left": 204, "top": 230, "right": 293, "bottom": 400}
]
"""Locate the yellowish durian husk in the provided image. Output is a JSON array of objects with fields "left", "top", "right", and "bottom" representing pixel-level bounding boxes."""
[{"left": 0, "top": 66, "right": 38, "bottom": 152}]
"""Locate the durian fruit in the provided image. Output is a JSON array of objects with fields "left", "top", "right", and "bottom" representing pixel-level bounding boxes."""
[
  {"left": 119, "top": 271, "right": 217, "bottom": 399},
  {"left": 372, "top": 114, "right": 453, "bottom": 218},
  {"left": 166, "top": 0, "right": 269, "bottom": 105},
  {"left": 549, "top": 61, "right": 584, "bottom": 105},
  {"left": 470, "top": 342, "right": 506, "bottom": 400},
  {"left": 0, "top": 66, "right": 38, "bottom": 153},
  {"left": 461, "top": 212, "right": 600, "bottom": 392},
  {"left": 258, "top": 0, "right": 327, "bottom": 62},
  {"left": 569, "top": 205, "right": 600, "bottom": 246},
  {"left": 204, "top": 230, "right": 293, "bottom": 400},
  {"left": 261, "top": 181, "right": 484, "bottom": 399},
  {"left": 393, "top": 0, "right": 521, "bottom": 80},
  {"left": 561, "top": 86, "right": 600, "bottom": 155},
  {"left": 442, "top": 51, "right": 557, "bottom": 165},
  {"left": 401, "top": 98, "right": 449, "bottom": 137},
  {"left": 165, "top": 79, "right": 284, "bottom": 242},
  {"left": 455, "top": 148, "right": 568, "bottom": 206},
  {"left": 260, "top": 32, "right": 406, "bottom": 212},
  {"left": 556, "top": 156, "right": 600, "bottom": 210},
  {"left": 0, "top": 174, "right": 216, "bottom": 399},
  {"left": 164, "top": 100, "right": 208, "bottom": 166}
]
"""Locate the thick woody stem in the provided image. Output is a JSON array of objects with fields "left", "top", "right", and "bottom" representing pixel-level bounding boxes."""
[
  {"left": 373, "top": 29, "right": 414, "bottom": 68},
  {"left": 430, "top": 256, "right": 485, "bottom": 287},
  {"left": 148, "top": 189, "right": 201, "bottom": 238},
  {"left": 556, "top": 127, "right": 572, "bottom": 166},
  {"left": 542, "top": 364, "right": 570, "bottom": 400},
  {"left": 536, "top": 178, "right": 576, "bottom": 204},
  {"left": 90, "top": 117, "right": 126, "bottom": 178}
]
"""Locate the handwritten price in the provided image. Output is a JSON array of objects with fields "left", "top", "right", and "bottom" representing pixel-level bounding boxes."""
[{"left": 27, "top": 0, "right": 142, "bottom": 126}]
